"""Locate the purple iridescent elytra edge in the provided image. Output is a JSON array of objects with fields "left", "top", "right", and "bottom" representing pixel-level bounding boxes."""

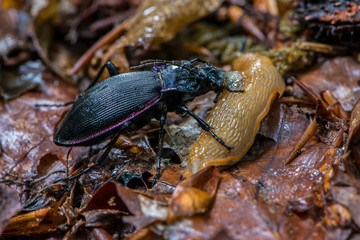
[{"left": 66, "top": 94, "right": 162, "bottom": 145}]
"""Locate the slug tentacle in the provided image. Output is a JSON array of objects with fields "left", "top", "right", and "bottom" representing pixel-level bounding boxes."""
[{"left": 184, "top": 53, "right": 285, "bottom": 177}]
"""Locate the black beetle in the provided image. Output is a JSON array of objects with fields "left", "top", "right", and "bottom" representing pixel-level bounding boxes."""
[{"left": 52, "top": 59, "right": 243, "bottom": 184}]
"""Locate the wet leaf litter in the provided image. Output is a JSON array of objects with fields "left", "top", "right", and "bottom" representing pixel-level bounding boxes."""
[{"left": 1, "top": 0, "right": 360, "bottom": 239}]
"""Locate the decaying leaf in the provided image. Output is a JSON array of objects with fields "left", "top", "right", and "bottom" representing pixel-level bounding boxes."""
[
  {"left": 347, "top": 98, "right": 360, "bottom": 149},
  {"left": 168, "top": 166, "right": 221, "bottom": 222},
  {"left": 295, "top": 57, "right": 360, "bottom": 111},
  {"left": 0, "top": 74, "right": 78, "bottom": 180},
  {"left": 0, "top": 9, "right": 30, "bottom": 56},
  {"left": 2, "top": 200, "right": 67, "bottom": 237},
  {"left": 0, "top": 185, "right": 22, "bottom": 235},
  {"left": 0, "top": 60, "right": 45, "bottom": 100},
  {"left": 81, "top": 180, "right": 137, "bottom": 214}
]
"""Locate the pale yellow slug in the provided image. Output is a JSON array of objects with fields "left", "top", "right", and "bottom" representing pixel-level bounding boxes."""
[{"left": 184, "top": 53, "right": 285, "bottom": 177}]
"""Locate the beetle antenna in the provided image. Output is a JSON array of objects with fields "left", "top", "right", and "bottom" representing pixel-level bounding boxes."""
[
  {"left": 139, "top": 59, "right": 187, "bottom": 65},
  {"left": 131, "top": 59, "right": 188, "bottom": 70},
  {"left": 130, "top": 62, "right": 161, "bottom": 70}
]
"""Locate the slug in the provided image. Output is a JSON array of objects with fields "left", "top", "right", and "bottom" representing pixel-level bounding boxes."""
[{"left": 184, "top": 53, "right": 285, "bottom": 177}]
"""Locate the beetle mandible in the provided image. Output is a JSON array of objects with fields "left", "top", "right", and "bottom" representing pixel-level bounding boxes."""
[{"left": 53, "top": 59, "right": 243, "bottom": 184}]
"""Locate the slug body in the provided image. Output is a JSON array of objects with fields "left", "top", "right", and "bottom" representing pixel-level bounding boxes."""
[{"left": 184, "top": 53, "right": 285, "bottom": 177}]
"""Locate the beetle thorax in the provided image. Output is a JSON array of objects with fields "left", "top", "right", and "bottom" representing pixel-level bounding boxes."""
[{"left": 161, "top": 65, "right": 202, "bottom": 93}]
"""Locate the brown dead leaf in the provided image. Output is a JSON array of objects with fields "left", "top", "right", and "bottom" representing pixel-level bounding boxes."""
[
  {"left": 92, "top": 227, "right": 115, "bottom": 240},
  {"left": 81, "top": 180, "right": 136, "bottom": 214},
  {"left": 347, "top": 98, "right": 360, "bottom": 149},
  {"left": 3, "top": 208, "right": 51, "bottom": 236},
  {"left": 2, "top": 202, "right": 67, "bottom": 237},
  {"left": 167, "top": 166, "right": 221, "bottom": 222},
  {"left": 81, "top": 180, "right": 159, "bottom": 232},
  {"left": 332, "top": 186, "right": 360, "bottom": 228},
  {"left": 122, "top": 226, "right": 158, "bottom": 240},
  {"left": 0, "top": 73, "right": 79, "bottom": 181},
  {"left": 295, "top": 57, "right": 360, "bottom": 111},
  {"left": 82, "top": 210, "right": 126, "bottom": 228},
  {"left": 324, "top": 204, "right": 352, "bottom": 228},
  {"left": 1, "top": 60, "right": 45, "bottom": 100},
  {"left": 0, "top": 185, "right": 22, "bottom": 235},
  {"left": 0, "top": 9, "right": 30, "bottom": 56}
]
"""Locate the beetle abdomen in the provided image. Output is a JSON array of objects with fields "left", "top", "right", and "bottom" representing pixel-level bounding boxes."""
[
  {"left": 54, "top": 71, "right": 162, "bottom": 146},
  {"left": 184, "top": 53, "right": 285, "bottom": 177}
]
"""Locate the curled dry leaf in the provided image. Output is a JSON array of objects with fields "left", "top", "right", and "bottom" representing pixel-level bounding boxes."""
[
  {"left": 81, "top": 180, "right": 137, "bottom": 214},
  {"left": 167, "top": 166, "right": 221, "bottom": 222},
  {"left": 137, "top": 194, "right": 168, "bottom": 221},
  {"left": 3, "top": 208, "right": 52, "bottom": 236},
  {"left": 2, "top": 203, "right": 67, "bottom": 237},
  {"left": 80, "top": 180, "right": 158, "bottom": 231}
]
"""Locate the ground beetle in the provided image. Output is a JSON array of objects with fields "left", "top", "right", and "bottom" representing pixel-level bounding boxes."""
[{"left": 52, "top": 59, "right": 243, "bottom": 184}]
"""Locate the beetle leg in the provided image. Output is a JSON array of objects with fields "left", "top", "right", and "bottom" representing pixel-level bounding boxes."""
[
  {"left": 53, "top": 130, "right": 123, "bottom": 183},
  {"left": 152, "top": 112, "right": 167, "bottom": 186},
  {"left": 178, "top": 106, "right": 232, "bottom": 151},
  {"left": 106, "top": 61, "right": 120, "bottom": 76},
  {"left": 86, "top": 61, "right": 120, "bottom": 91}
]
